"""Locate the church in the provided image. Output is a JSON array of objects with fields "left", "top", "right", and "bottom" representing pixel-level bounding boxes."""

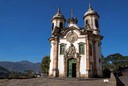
[{"left": 49, "top": 4, "right": 103, "bottom": 78}]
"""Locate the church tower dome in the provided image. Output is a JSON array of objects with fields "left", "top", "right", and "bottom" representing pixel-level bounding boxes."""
[
  {"left": 51, "top": 7, "right": 66, "bottom": 34},
  {"left": 83, "top": 3, "right": 100, "bottom": 34},
  {"left": 52, "top": 7, "right": 66, "bottom": 21},
  {"left": 84, "top": 4, "right": 99, "bottom": 18}
]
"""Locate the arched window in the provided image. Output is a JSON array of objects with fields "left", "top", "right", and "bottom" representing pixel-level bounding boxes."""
[
  {"left": 95, "top": 19, "right": 99, "bottom": 28},
  {"left": 52, "top": 23, "right": 54, "bottom": 30},
  {"left": 60, "top": 44, "right": 65, "bottom": 55},
  {"left": 99, "top": 58, "right": 101, "bottom": 63},
  {"left": 86, "top": 20, "right": 89, "bottom": 24},
  {"left": 59, "top": 22, "right": 63, "bottom": 28},
  {"left": 79, "top": 43, "right": 84, "bottom": 54}
]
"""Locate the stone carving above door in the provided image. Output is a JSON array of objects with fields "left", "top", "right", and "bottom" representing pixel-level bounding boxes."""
[
  {"left": 64, "top": 44, "right": 81, "bottom": 78},
  {"left": 64, "top": 44, "right": 76, "bottom": 58}
]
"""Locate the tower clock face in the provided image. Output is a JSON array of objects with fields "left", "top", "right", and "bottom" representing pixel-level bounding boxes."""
[{"left": 67, "top": 31, "right": 78, "bottom": 43}]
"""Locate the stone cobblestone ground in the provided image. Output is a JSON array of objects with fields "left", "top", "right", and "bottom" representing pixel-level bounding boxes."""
[
  {"left": 0, "top": 77, "right": 116, "bottom": 86},
  {"left": 119, "top": 76, "right": 128, "bottom": 86}
]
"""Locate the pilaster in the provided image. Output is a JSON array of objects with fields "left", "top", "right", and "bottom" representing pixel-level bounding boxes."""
[
  {"left": 52, "top": 36, "right": 59, "bottom": 77},
  {"left": 86, "top": 31, "right": 92, "bottom": 78},
  {"left": 92, "top": 41, "right": 97, "bottom": 77}
]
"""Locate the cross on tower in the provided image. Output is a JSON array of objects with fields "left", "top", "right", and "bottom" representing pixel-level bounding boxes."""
[
  {"left": 70, "top": 9, "right": 74, "bottom": 18},
  {"left": 89, "top": 0, "right": 92, "bottom": 8}
]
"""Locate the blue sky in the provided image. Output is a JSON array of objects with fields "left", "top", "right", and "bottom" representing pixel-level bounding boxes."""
[{"left": 0, "top": 0, "right": 128, "bottom": 63}]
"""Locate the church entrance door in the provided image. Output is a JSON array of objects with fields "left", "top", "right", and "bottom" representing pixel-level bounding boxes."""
[{"left": 67, "top": 58, "right": 76, "bottom": 77}]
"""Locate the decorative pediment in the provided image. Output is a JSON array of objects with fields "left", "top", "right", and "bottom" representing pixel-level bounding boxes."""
[
  {"left": 62, "top": 27, "right": 81, "bottom": 36},
  {"left": 64, "top": 44, "right": 76, "bottom": 58},
  {"left": 66, "top": 31, "right": 78, "bottom": 43}
]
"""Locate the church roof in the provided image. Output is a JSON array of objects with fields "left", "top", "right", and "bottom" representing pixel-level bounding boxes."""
[
  {"left": 52, "top": 7, "right": 66, "bottom": 21},
  {"left": 84, "top": 3, "right": 99, "bottom": 18}
]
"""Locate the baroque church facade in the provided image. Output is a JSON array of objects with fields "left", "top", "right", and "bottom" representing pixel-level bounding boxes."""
[{"left": 49, "top": 4, "right": 103, "bottom": 78}]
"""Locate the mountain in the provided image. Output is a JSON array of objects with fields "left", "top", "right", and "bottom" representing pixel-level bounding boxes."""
[
  {"left": 0, "top": 61, "right": 41, "bottom": 73},
  {"left": 0, "top": 66, "right": 10, "bottom": 79},
  {"left": 0, "top": 66, "right": 10, "bottom": 73}
]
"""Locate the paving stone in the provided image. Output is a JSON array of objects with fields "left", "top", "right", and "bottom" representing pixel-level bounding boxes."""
[{"left": 0, "top": 77, "right": 116, "bottom": 86}]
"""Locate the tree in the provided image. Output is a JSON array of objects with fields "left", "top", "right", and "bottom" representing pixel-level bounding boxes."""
[
  {"left": 123, "top": 56, "right": 128, "bottom": 67},
  {"left": 103, "top": 53, "right": 128, "bottom": 72},
  {"left": 0, "top": 66, "right": 10, "bottom": 79},
  {"left": 41, "top": 56, "right": 50, "bottom": 75},
  {"left": 23, "top": 70, "right": 35, "bottom": 78},
  {"left": 8, "top": 72, "right": 24, "bottom": 79}
]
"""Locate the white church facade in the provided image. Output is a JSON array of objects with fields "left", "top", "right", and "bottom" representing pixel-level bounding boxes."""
[{"left": 49, "top": 4, "right": 103, "bottom": 78}]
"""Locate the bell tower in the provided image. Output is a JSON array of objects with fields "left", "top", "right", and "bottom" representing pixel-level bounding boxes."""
[
  {"left": 83, "top": 3, "right": 100, "bottom": 34},
  {"left": 83, "top": 3, "right": 103, "bottom": 77},
  {"left": 49, "top": 7, "right": 66, "bottom": 77},
  {"left": 51, "top": 6, "right": 66, "bottom": 36}
]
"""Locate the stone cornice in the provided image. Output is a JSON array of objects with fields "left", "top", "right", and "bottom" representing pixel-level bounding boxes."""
[
  {"left": 93, "top": 34, "right": 103, "bottom": 40},
  {"left": 61, "top": 27, "right": 81, "bottom": 36},
  {"left": 48, "top": 37, "right": 55, "bottom": 42}
]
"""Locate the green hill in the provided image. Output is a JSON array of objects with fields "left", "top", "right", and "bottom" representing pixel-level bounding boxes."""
[{"left": 0, "top": 66, "right": 10, "bottom": 79}]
